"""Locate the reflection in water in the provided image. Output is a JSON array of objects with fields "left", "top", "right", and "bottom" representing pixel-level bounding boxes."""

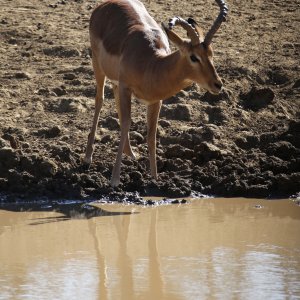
[
  {"left": 240, "top": 248, "right": 284, "bottom": 299},
  {"left": 0, "top": 198, "right": 300, "bottom": 299}
]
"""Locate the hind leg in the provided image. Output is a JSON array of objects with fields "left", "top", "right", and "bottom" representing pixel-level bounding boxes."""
[
  {"left": 83, "top": 53, "right": 106, "bottom": 165},
  {"left": 112, "top": 83, "right": 135, "bottom": 159},
  {"left": 111, "top": 84, "right": 132, "bottom": 187}
]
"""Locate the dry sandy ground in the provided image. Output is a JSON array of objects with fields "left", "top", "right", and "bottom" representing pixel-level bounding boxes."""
[{"left": 0, "top": 0, "right": 299, "bottom": 201}]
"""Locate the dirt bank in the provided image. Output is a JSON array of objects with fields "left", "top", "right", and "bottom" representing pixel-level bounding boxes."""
[{"left": 0, "top": 0, "right": 299, "bottom": 202}]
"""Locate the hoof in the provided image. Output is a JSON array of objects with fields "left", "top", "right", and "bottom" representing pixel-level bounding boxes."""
[
  {"left": 81, "top": 157, "right": 92, "bottom": 171},
  {"left": 110, "top": 177, "right": 120, "bottom": 187},
  {"left": 79, "top": 163, "right": 90, "bottom": 172},
  {"left": 82, "top": 155, "right": 92, "bottom": 165}
]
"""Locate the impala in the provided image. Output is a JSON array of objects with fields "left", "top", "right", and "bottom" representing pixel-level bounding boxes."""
[{"left": 83, "top": 0, "right": 228, "bottom": 186}]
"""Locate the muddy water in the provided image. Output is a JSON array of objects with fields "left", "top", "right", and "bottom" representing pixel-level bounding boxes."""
[{"left": 0, "top": 198, "right": 300, "bottom": 300}]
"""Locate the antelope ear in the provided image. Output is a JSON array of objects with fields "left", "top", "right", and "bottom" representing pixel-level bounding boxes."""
[{"left": 162, "top": 23, "right": 184, "bottom": 48}]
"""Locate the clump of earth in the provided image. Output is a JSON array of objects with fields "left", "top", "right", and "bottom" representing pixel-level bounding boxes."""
[{"left": 0, "top": 0, "right": 299, "bottom": 202}]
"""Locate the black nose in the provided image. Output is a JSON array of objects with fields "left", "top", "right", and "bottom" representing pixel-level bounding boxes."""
[{"left": 214, "top": 82, "right": 222, "bottom": 90}]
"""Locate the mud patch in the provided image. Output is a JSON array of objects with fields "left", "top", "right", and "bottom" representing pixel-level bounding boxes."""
[{"left": 0, "top": 0, "right": 299, "bottom": 202}]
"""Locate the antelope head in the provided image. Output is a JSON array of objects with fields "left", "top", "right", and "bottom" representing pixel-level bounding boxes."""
[{"left": 163, "top": 0, "right": 228, "bottom": 95}]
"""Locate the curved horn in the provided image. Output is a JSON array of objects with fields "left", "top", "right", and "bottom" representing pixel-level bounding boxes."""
[
  {"left": 168, "top": 17, "right": 200, "bottom": 46},
  {"left": 187, "top": 17, "right": 204, "bottom": 43},
  {"left": 204, "top": 0, "right": 228, "bottom": 46}
]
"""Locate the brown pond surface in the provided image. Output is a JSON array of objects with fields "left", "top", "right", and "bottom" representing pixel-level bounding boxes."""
[{"left": 0, "top": 198, "right": 300, "bottom": 299}]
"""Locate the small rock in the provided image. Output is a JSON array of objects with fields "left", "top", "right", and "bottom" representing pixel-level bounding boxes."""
[
  {"left": 60, "top": 135, "right": 70, "bottom": 141},
  {"left": 206, "top": 106, "right": 227, "bottom": 125},
  {"left": 82, "top": 86, "right": 96, "bottom": 98},
  {"left": 23, "top": 51, "right": 33, "bottom": 58},
  {"left": 101, "top": 134, "right": 112, "bottom": 144},
  {"left": 8, "top": 38, "right": 18, "bottom": 45},
  {"left": 201, "top": 89, "right": 229, "bottom": 103},
  {"left": 48, "top": 126, "right": 61, "bottom": 138},
  {"left": 50, "top": 145, "right": 77, "bottom": 163},
  {"left": 69, "top": 79, "right": 81, "bottom": 86},
  {"left": 53, "top": 86, "right": 67, "bottom": 96},
  {"left": 201, "top": 125, "right": 221, "bottom": 141},
  {"left": 240, "top": 87, "right": 275, "bottom": 111},
  {"left": 130, "top": 171, "right": 143, "bottom": 181},
  {"left": 102, "top": 116, "right": 119, "bottom": 130},
  {"left": 131, "top": 131, "right": 144, "bottom": 144},
  {"left": 36, "top": 126, "right": 61, "bottom": 138},
  {"left": 6, "top": 134, "right": 19, "bottom": 149},
  {"left": 37, "top": 87, "right": 50, "bottom": 96},
  {"left": 159, "top": 119, "right": 171, "bottom": 128},
  {"left": 15, "top": 72, "right": 31, "bottom": 80},
  {"left": 55, "top": 98, "right": 86, "bottom": 113},
  {"left": 267, "top": 69, "right": 289, "bottom": 85},
  {"left": 2, "top": 127, "right": 26, "bottom": 136},
  {"left": 21, "top": 142, "right": 30, "bottom": 149},
  {"left": 171, "top": 199, "right": 180, "bottom": 204},
  {"left": 195, "top": 142, "right": 222, "bottom": 162},
  {"left": 159, "top": 135, "right": 181, "bottom": 146},
  {"left": 160, "top": 104, "right": 192, "bottom": 121},
  {"left": 72, "top": 66, "right": 94, "bottom": 75},
  {"left": 146, "top": 200, "right": 155, "bottom": 205},
  {"left": 164, "top": 158, "right": 191, "bottom": 172},
  {"left": 235, "top": 134, "right": 260, "bottom": 150},
  {"left": 254, "top": 204, "right": 263, "bottom": 209},
  {"left": 39, "top": 158, "right": 58, "bottom": 176},
  {"left": 43, "top": 46, "right": 80, "bottom": 58},
  {"left": 63, "top": 73, "right": 76, "bottom": 80},
  {"left": 165, "top": 144, "right": 194, "bottom": 159}
]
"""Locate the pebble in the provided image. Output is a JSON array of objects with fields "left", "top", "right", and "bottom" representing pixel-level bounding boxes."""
[
  {"left": 15, "top": 72, "right": 31, "bottom": 80},
  {"left": 160, "top": 104, "right": 192, "bottom": 121},
  {"left": 39, "top": 158, "right": 58, "bottom": 176},
  {"left": 159, "top": 119, "right": 171, "bottom": 128},
  {"left": 131, "top": 131, "right": 144, "bottom": 144},
  {"left": 52, "top": 87, "right": 67, "bottom": 96},
  {"left": 240, "top": 87, "right": 275, "bottom": 111},
  {"left": 102, "top": 116, "right": 119, "bottom": 130},
  {"left": 63, "top": 73, "right": 76, "bottom": 80},
  {"left": 43, "top": 46, "right": 80, "bottom": 57},
  {"left": 254, "top": 205, "right": 263, "bottom": 209}
]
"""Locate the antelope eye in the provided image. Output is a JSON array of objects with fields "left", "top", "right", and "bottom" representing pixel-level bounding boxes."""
[{"left": 190, "top": 54, "right": 199, "bottom": 63}]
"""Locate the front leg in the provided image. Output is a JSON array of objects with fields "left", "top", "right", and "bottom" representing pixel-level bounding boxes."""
[
  {"left": 111, "top": 84, "right": 132, "bottom": 187},
  {"left": 147, "top": 101, "right": 162, "bottom": 180}
]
